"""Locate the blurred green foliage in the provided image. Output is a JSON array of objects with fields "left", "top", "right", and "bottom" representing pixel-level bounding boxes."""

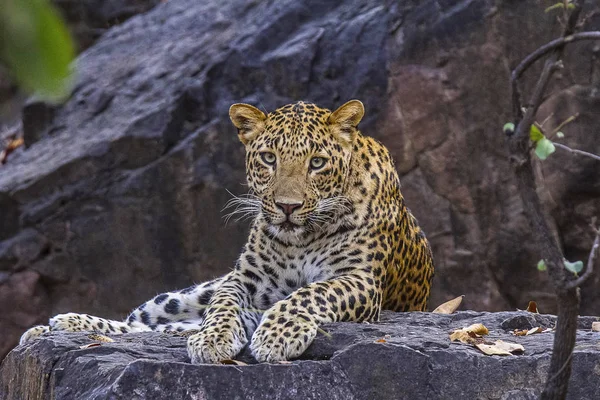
[{"left": 0, "top": 0, "right": 74, "bottom": 102}]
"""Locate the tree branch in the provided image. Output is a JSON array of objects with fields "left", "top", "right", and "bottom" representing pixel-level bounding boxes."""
[
  {"left": 565, "top": 224, "right": 600, "bottom": 290},
  {"left": 505, "top": 2, "right": 596, "bottom": 399},
  {"left": 512, "top": 32, "right": 600, "bottom": 84},
  {"left": 553, "top": 142, "right": 600, "bottom": 162},
  {"left": 510, "top": 1, "right": 591, "bottom": 124}
]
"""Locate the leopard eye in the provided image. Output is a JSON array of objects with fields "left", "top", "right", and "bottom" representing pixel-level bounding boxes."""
[
  {"left": 310, "top": 157, "right": 326, "bottom": 170},
  {"left": 260, "top": 152, "right": 277, "bottom": 166}
]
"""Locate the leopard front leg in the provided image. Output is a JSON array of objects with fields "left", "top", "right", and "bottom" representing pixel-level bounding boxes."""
[
  {"left": 251, "top": 274, "right": 380, "bottom": 362},
  {"left": 186, "top": 309, "right": 248, "bottom": 364},
  {"left": 187, "top": 274, "right": 259, "bottom": 364}
]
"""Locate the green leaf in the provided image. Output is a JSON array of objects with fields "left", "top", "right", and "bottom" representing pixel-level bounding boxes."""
[
  {"left": 537, "top": 260, "right": 547, "bottom": 271},
  {"left": 529, "top": 125, "right": 544, "bottom": 142},
  {"left": 564, "top": 259, "right": 584, "bottom": 275},
  {"left": 545, "top": 2, "right": 566, "bottom": 12},
  {"left": 0, "top": 0, "right": 75, "bottom": 102},
  {"left": 556, "top": 131, "right": 565, "bottom": 138},
  {"left": 503, "top": 122, "right": 515, "bottom": 135},
  {"left": 534, "top": 137, "right": 556, "bottom": 160}
]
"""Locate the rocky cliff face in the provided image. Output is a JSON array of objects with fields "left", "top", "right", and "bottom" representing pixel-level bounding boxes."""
[{"left": 0, "top": 0, "right": 599, "bottom": 360}]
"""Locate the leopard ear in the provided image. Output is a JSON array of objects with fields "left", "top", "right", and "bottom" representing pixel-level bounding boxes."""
[
  {"left": 229, "top": 103, "right": 267, "bottom": 145},
  {"left": 328, "top": 100, "right": 364, "bottom": 146}
]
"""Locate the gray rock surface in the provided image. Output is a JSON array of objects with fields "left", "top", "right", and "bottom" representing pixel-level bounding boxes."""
[
  {"left": 1, "top": 0, "right": 600, "bottom": 360},
  {"left": 2, "top": 311, "right": 600, "bottom": 400},
  {"left": 52, "top": 0, "right": 162, "bottom": 51}
]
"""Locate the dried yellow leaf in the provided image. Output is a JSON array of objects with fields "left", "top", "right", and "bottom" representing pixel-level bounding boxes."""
[
  {"left": 450, "top": 330, "right": 480, "bottom": 345},
  {"left": 432, "top": 295, "right": 464, "bottom": 314},
  {"left": 0, "top": 137, "right": 24, "bottom": 164},
  {"left": 476, "top": 340, "right": 524, "bottom": 356},
  {"left": 449, "top": 323, "right": 488, "bottom": 344},
  {"left": 463, "top": 323, "right": 489, "bottom": 336},
  {"left": 493, "top": 340, "right": 524, "bottom": 354},
  {"left": 475, "top": 343, "right": 512, "bottom": 356}
]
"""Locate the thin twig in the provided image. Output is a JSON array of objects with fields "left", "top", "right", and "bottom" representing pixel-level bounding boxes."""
[
  {"left": 553, "top": 142, "right": 600, "bottom": 161},
  {"left": 512, "top": 32, "right": 600, "bottom": 84},
  {"left": 565, "top": 224, "right": 600, "bottom": 290},
  {"left": 550, "top": 113, "right": 579, "bottom": 136},
  {"left": 576, "top": 9, "right": 600, "bottom": 30}
]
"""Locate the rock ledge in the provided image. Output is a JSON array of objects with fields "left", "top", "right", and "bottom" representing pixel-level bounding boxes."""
[{"left": 1, "top": 311, "right": 599, "bottom": 400}]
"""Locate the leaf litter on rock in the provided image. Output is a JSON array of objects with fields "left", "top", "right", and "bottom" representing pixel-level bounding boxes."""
[
  {"left": 512, "top": 327, "right": 551, "bottom": 336},
  {"left": 450, "top": 323, "right": 524, "bottom": 356},
  {"left": 449, "top": 323, "right": 489, "bottom": 344},
  {"left": 475, "top": 341, "right": 524, "bottom": 356}
]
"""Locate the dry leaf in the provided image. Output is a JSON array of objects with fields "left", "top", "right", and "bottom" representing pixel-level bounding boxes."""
[
  {"left": 525, "top": 327, "right": 544, "bottom": 336},
  {"left": 432, "top": 295, "right": 464, "bottom": 314},
  {"left": 475, "top": 343, "right": 512, "bottom": 356},
  {"left": 493, "top": 340, "right": 525, "bottom": 353},
  {"left": 592, "top": 322, "right": 600, "bottom": 332},
  {"left": 79, "top": 343, "right": 102, "bottom": 349},
  {"left": 375, "top": 338, "right": 387, "bottom": 343},
  {"left": 466, "top": 323, "right": 489, "bottom": 335},
  {"left": 475, "top": 340, "right": 524, "bottom": 356},
  {"left": 0, "top": 137, "right": 24, "bottom": 164},
  {"left": 513, "top": 329, "right": 528, "bottom": 336},
  {"left": 449, "top": 323, "right": 489, "bottom": 344},
  {"left": 219, "top": 359, "right": 248, "bottom": 366},
  {"left": 526, "top": 301, "right": 539, "bottom": 313},
  {"left": 450, "top": 330, "right": 480, "bottom": 345},
  {"left": 455, "top": 323, "right": 489, "bottom": 336},
  {"left": 88, "top": 333, "right": 114, "bottom": 342}
]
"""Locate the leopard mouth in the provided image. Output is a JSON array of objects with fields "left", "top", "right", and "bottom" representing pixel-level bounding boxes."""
[{"left": 279, "top": 221, "right": 300, "bottom": 231}]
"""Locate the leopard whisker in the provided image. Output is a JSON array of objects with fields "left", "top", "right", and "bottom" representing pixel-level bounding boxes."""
[{"left": 223, "top": 190, "right": 262, "bottom": 226}]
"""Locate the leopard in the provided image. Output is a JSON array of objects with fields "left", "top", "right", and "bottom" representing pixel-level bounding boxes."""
[{"left": 19, "top": 100, "right": 434, "bottom": 363}]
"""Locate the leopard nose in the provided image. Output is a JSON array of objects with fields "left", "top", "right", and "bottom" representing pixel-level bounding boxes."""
[{"left": 275, "top": 201, "right": 303, "bottom": 216}]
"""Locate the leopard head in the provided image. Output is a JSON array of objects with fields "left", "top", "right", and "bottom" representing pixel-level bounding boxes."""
[{"left": 229, "top": 100, "right": 364, "bottom": 238}]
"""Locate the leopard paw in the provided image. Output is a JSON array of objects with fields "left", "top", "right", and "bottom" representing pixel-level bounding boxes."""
[
  {"left": 250, "top": 312, "right": 318, "bottom": 363},
  {"left": 187, "top": 326, "right": 247, "bottom": 364},
  {"left": 19, "top": 325, "right": 50, "bottom": 344}
]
